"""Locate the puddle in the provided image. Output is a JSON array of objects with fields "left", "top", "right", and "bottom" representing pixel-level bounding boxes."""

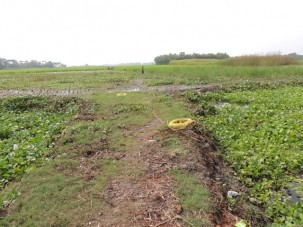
[{"left": 285, "top": 183, "right": 303, "bottom": 203}]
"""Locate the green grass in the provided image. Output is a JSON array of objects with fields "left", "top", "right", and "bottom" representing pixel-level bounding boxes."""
[
  {"left": 86, "top": 92, "right": 191, "bottom": 151},
  {"left": 1, "top": 64, "right": 303, "bottom": 91},
  {"left": 0, "top": 157, "right": 124, "bottom": 226},
  {"left": 172, "top": 169, "right": 211, "bottom": 226},
  {"left": 117, "top": 64, "right": 303, "bottom": 86},
  {"left": 0, "top": 90, "right": 211, "bottom": 225},
  {"left": 160, "top": 136, "right": 181, "bottom": 149},
  {"left": 0, "top": 70, "right": 134, "bottom": 90}
]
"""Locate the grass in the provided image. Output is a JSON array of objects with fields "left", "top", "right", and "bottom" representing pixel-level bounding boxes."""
[
  {"left": 89, "top": 92, "right": 191, "bottom": 151},
  {"left": 1, "top": 64, "right": 303, "bottom": 91},
  {"left": 0, "top": 90, "right": 212, "bottom": 225},
  {"left": 0, "top": 66, "right": 108, "bottom": 75},
  {"left": 172, "top": 169, "right": 211, "bottom": 226},
  {"left": 0, "top": 157, "right": 127, "bottom": 226},
  {"left": 0, "top": 70, "right": 134, "bottom": 90},
  {"left": 160, "top": 136, "right": 180, "bottom": 149},
  {"left": 116, "top": 64, "right": 303, "bottom": 86}
]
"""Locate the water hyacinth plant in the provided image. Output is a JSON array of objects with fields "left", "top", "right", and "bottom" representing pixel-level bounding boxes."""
[{"left": 0, "top": 96, "right": 79, "bottom": 205}]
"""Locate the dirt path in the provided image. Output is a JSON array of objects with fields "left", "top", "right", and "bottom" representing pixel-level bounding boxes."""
[
  {"left": 92, "top": 118, "right": 244, "bottom": 226},
  {"left": 97, "top": 119, "right": 179, "bottom": 226}
]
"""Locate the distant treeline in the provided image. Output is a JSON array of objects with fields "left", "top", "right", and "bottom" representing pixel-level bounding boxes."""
[
  {"left": 154, "top": 52, "right": 230, "bottom": 65},
  {"left": 0, "top": 57, "right": 66, "bottom": 70}
]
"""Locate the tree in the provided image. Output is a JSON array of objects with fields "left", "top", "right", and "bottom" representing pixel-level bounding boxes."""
[
  {"left": 0, "top": 58, "right": 5, "bottom": 69},
  {"left": 154, "top": 52, "right": 230, "bottom": 65},
  {"left": 0, "top": 57, "right": 66, "bottom": 69}
]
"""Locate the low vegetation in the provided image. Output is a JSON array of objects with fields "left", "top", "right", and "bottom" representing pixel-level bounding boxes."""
[
  {"left": 0, "top": 96, "right": 79, "bottom": 207},
  {"left": 1, "top": 64, "right": 303, "bottom": 91},
  {"left": 0, "top": 91, "right": 213, "bottom": 226},
  {"left": 185, "top": 85, "right": 303, "bottom": 224},
  {"left": 0, "top": 66, "right": 108, "bottom": 75},
  {"left": 220, "top": 55, "right": 299, "bottom": 66},
  {"left": 1, "top": 62, "right": 303, "bottom": 225},
  {"left": 173, "top": 169, "right": 211, "bottom": 226}
]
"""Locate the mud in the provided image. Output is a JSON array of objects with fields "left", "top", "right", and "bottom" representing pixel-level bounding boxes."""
[
  {"left": 96, "top": 119, "right": 179, "bottom": 226},
  {"left": 0, "top": 84, "right": 220, "bottom": 98},
  {"left": 0, "top": 88, "right": 92, "bottom": 98},
  {"left": 95, "top": 118, "right": 263, "bottom": 226}
]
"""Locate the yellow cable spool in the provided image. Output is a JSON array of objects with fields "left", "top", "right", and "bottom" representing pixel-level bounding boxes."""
[
  {"left": 167, "top": 118, "right": 194, "bottom": 130},
  {"left": 117, "top": 93, "right": 127, "bottom": 96}
]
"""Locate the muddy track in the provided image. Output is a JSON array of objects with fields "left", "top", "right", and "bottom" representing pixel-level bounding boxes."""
[
  {"left": 0, "top": 84, "right": 220, "bottom": 98},
  {"left": 97, "top": 119, "right": 179, "bottom": 226},
  {"left": 59, "top": 100, "right": 268, "bottom": 226},
  {"left": 74, "top": 113, "right": 268, "bottom": 226},
  {"left": 0, "top": 88, "right": 92, "bottom": 97},
  {"left": 72, "top": 116, "right": 208, "bottom": 226}
]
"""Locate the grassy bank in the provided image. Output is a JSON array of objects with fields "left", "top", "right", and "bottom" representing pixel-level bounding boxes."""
[{"left": 1, "top": 64, "right": 303, "bottom": 90}]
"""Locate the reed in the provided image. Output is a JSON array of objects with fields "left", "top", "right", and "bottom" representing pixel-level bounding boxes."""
[{"left": 220, "top": 55, "right": 299, "bottom": 66}]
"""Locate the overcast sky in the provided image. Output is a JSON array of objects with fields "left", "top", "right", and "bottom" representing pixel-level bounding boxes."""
[{"left": 1, "top": 0, "right": 302, "bottom": 66}]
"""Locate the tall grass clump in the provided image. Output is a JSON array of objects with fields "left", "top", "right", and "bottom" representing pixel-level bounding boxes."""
[{"left": 220, "top": 55, "right": 299, "bottom": 66}]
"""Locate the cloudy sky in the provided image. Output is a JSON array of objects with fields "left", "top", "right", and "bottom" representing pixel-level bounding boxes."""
[{"left": 1, "top": 0, "right": 302, "bottom": 66}]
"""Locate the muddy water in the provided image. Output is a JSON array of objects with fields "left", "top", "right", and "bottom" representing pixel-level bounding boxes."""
[{"left": 0, "top": 84, "right": 220, "bottom": 98}]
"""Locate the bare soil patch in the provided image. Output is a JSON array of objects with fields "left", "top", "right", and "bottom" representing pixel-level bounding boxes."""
[
  {"left": 0, "top": 88, "right": 92, "bottom": 97},
  {"left": 94, "top": 118, "right": 234, "bottom": 226}
]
